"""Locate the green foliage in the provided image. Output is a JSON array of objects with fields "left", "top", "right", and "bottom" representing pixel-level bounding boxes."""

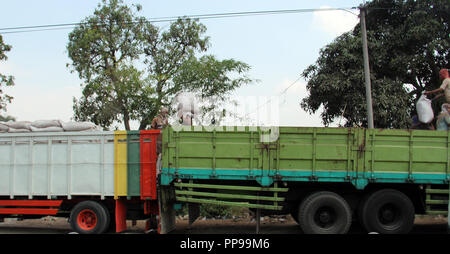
[
  {"left": 0, "top": 35, "right": 14, "bottom": 113},
  {"left": 175, "top": 203, "right": 248, "bottom": 219},
  {"left": 199, "top": 204, "right": 233, "bottom": 218},
  {"left": 67, "top": 0, "right": 253, "bottom": 130},
  {"left": 67, "top": 0, "right": 147, "bottom": 130},
  {"left": 173, "top": 55, "right": 253, "bottom": 125},
  {"left": 301, "top": 0, "right": 449, "bottom": 128}
]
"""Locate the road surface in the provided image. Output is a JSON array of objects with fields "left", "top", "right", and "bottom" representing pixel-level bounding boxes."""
[{"left": 0, "top": 215, "right": 447, "bottom": 234}]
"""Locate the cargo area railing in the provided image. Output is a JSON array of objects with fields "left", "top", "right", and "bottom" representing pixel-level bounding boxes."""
[
  {"left": 425, "top": 185, "right": 449, "bottom": 215},
  {"left": 174, "top": 181, "right": 288, "bottom": 210}
]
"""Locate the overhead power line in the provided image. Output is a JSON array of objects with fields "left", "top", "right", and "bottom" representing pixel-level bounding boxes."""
[
  {"left": 0, "top": 7, "right": 358, "bottom": 35},
  {"left": 244, "top": 75, "right": 303, "bottom": 118}
]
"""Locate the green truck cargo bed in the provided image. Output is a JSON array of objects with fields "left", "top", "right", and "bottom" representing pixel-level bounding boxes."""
[{"left": 161, "top": 126, "right": 450, "bottom": 189}]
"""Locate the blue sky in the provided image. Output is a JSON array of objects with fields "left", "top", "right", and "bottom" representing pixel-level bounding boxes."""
[{"left": 0, "top": 0, "right": 364, "bottom": 128}]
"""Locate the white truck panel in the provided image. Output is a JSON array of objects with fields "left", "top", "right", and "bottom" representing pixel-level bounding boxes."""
[{"left": 0, "top": 131, "right": 115, "bottom": 199}]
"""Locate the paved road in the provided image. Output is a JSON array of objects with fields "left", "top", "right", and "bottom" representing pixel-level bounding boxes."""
[{"left": 0, "top": 216, "right": 447, "bottom": 234}]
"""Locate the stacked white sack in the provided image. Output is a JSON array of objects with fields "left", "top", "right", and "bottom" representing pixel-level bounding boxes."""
[
  {"left": 0, "top": 120, "right": 100, "bottom": 133},
  {"left": 174, "top": 92, "right": 200, "bottom": 126},
  {"left": 30, "top": 119, "right": 64, "bottom": 132},
  {"left": 1, "top": 121, "right": 32, "bottom": 133},
  {"left": 31, "top": 120, "right": 62, "bottom": 128},
  {"left": 60, "top": 121, "right": 100, "bottom": 131},
  {"left": 0, "top": 122, "right": 8, "bottom": 133}
]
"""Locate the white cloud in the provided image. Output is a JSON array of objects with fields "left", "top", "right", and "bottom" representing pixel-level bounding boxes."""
[{"left": 312, "top": 6, "right": 359, "bottom": 37}]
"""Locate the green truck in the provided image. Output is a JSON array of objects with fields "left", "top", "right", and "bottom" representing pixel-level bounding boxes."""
[{"left": 160, "top": 126, "right": 449, "bottom": 234}]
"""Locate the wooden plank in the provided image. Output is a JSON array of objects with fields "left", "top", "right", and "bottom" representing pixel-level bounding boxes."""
[
  {"left": 176, "top": 190, "right": 285, "bottom": 202},
  {"left": 425, "top": 189, "right": 449, "bottom": 194},
  {"left": 176, "top": 197, "right": 283, "bottom": 210},
  {"left": 426, "top": 210, "right": 448, "bottom": 215},
  {"left": 425, "top": 200, "right": 449, "bottom": 205}
]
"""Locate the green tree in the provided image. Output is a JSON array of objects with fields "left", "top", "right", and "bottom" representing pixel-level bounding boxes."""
[
  {"left": 68, "top": 0, "right": 253, "bottom": 130},
  {"left": 301, "top": 0, "right": 449, "bottom": 128},
  {"left": 67, "top": 0, "right": 147, "bottom": 130},
  {"left": 0, "top": 35, "right": 14, "bottom": 116}
]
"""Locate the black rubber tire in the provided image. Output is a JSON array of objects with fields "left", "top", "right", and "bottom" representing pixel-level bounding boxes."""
[
  {"left": 360, "top": 189, "right": 415, "bottom": 234},
  {"left": 298, "top": 191, "right": 352, "bottom": 234},
  {"left": 69, "top": 201, "right": 110, "bottom": 234}
]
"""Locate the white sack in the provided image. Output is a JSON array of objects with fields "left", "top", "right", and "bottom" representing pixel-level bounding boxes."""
[
  {"left": 416, "top": 94, "right": 434, "bottom": 124},
  {"left": 30, "top": 126, "right": 64, "bottom": 132},
  {"left": 61, "top": 121, "right": 97, "bottom": 131},
  {"left": 175, "top": 92, "right": 200, "bottom": 114},
  {"left": 3, "top": 121, "right": 31, "bottom": 130},
  {"left": 8, "top": 128, "right": 31, "bottom": 133},
  {"left": 0, "top": 123, "right": 8, "bottom": 132},
  {"left": 31, "top": 120, "right": 62, "bottom": 128}
]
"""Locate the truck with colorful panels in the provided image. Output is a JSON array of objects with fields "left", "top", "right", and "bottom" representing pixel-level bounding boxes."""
[
  {"left": 0, "top": 126, "right": 449, "bottom": 234},
  {"left": 0, "top": 130, "right": 162, "bottom": 234}
]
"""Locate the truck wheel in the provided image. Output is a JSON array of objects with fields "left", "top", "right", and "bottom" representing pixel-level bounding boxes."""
[
  {"left": 360, "top": 189, "right": 414, "bottom": 234},
  {"left": 298, "top": 191, "right": 352, "bottom": 234},
  {"left": 70, "top": 201, "right": 110, "bottom": 234}
]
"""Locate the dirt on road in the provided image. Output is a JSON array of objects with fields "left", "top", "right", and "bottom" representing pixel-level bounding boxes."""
[{"left": 0, "top": 215, "right": 447, "bottom": 234}]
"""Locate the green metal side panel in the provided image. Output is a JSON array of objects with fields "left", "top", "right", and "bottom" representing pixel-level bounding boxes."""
[
  {"left": 127, "top": 130, "right": 140, "bottom": 197},
  {"left": 162, "top": 126, "right": 271, "bottom": 185},
  {"left": 161, "top": 126, "right": 450, "bottom": 188},
  {"left": 364, "top": 129, "right": 450, "bottom": 179}
]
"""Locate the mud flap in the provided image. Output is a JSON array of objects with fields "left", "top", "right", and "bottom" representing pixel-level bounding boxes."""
[
  {"left": 115, "top": 199, "right": 127, "bottom": 233},
  {"left": 158, "top": 185, "right": 176, "bottom": 234},
  {"left": 188, "top": 203, "right": 200, "bottom": 226}
]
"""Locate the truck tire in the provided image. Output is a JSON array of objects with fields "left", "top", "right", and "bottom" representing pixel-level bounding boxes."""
[
  {"left": 69, "top": 201, "right": 110, "bottom": 234},
  {"left": 360, "top": 189, "right": 414, "bottom": 234},
  {"left": 298, "top": 191, "right": 352, "bottom": 234}
]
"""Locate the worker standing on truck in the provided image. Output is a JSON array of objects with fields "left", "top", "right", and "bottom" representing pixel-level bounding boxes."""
[
  {"left": 436, "top": 103, "right": 450, "bottom": 131},
  {"left": 410, "top": 115, "right": 435, "bottom": 130},
  {"left": 424, "top": 68, "right": 450, "bottom": 103},
  {"left": 151, "top": 107, "right": 169, "bottom": 129},
  {"left": 151, "top": 107, "right": 169, "bottom": 154}
]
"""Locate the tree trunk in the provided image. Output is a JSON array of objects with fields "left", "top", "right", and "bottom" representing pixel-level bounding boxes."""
[
  {"left": 139, "top": 119, "right": 148, "bottom": 130},
  {"left": 123, "top": 111, "right": 131, "bottom": 130}
]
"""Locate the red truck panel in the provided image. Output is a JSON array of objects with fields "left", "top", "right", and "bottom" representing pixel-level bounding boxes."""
[
  {"left": 139, "top": 130, "right": 160, "bottom": 200},
  {"left": 0, "top": 200, "right": 62, "bottom": 215}
]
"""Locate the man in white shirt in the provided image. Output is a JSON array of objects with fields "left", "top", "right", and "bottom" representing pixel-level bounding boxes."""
[{"left": 425, "top": 68, "right": 450, "bottom": 103}]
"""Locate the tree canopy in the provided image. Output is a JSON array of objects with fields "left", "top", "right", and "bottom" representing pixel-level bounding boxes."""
[
  {"left": 301, "top": 0, "right": 449, "bottom": 128},
  {"left": 67, "top": 0, "right": 253, "bottom": 130},
  {"left": 0, "top": 35, "right": 14, "bottom": 116}
]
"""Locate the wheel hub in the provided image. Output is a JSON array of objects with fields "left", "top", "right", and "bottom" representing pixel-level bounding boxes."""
[
  {"left": 319, "top": 211, "right": 331, "bottom": 223},
  {"left": 314, "top": 207, "right": 335, "bottom": 228},
  {"left": 77, "top": 209, "right": 98, "bottom": 231},
  {"left": 379, "top": 204, "right": 398, "bottom": 225}
]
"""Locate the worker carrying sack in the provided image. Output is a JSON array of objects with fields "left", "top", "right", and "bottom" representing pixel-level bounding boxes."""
[{"left": 416, "top": 93, "right": 434, "bottom": 123}]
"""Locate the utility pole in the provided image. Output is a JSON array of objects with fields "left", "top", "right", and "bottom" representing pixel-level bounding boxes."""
[{"left": 360, "top": 7, "right": 374, "bottom": 129}]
